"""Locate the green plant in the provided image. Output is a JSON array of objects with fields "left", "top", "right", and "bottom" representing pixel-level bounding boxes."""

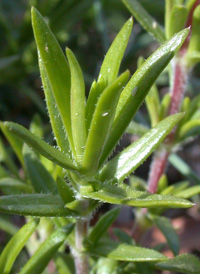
[{"left": 0, "top": 4, "right": 200, "bottom": 274}]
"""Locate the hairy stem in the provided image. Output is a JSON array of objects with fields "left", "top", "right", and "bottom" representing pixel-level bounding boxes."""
[
  {"left": 147, "top": 58, "right": 188, "bottom": 193},
  {"left": 74, "top": 219, "right": 89, "bottom": 274}
]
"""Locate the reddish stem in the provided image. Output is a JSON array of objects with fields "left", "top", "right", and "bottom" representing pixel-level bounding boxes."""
[{"left": 147, "top": 150, "right": 169, "bottom": 193}]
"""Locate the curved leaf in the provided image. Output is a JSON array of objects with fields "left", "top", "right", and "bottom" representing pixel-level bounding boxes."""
[
  {"left": 99, "top": 113, "right": 183, "bottom": 182},
  {"left": 3, "top": 122, "right": 77, "bottom": 171},
  {"left": 56, "top": 176, "right": 75, "bottom": 204},
  {"left": 0, "top": 194, "right": 76, "bottom": 217},
  {"left": 86, "top": 241, "right": 167, "bottom": 262},
  {"left": 175, "top": 185, "right": 200, "bottom": 198},
  {"left": 0, "top": 219, "right": 39, "bottom": 274},
  {"left": 19, "top": 224, "right": 74, "bottom": 274},
  {"left": 156, "top": 254, "right": 200, "bottom": 274},
  {"left": 81, "top": 183, "right": 194, "bottom": 208}
]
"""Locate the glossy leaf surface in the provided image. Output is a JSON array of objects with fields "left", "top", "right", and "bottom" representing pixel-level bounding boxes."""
[
  {"left": 3, "top": 122, "right": 77, "bottom": 171},
  {"left": 99, "top": 28, "right": 189, "bottom": 165},
  {"left": 0, "top": 194, "right": 76, "bottom": 217},
  {"left": 122, "top": 0, "right": 165, "bottom": 43},
  {"left": 83, "top": 71, "right": 130, "bottom": 174},
  {"left": 156, "top": 254, "right": 200, "bottom": 274},
  {"left": 99, "top": 114, "right": 183, "bottom": 182},
  {"left": 81, "top": 183, "right": 193, "bottom": 208},
  {"left": 0, "top": 219, "right": 39, "bottom": 274},
  {"left": 86, "top": 241, "right": 166, "bottom": 262},
  {"left": 19, "top": 224, "right": 74, "bottom": 274}
]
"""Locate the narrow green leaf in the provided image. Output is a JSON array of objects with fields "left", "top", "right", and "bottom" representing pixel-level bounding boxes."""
[
  {"left": 86, "top": 241, "right": 167, "bottom": 262},
  {"left": 157, "top": 175, "right": 168, "bottom": 193},
  {"left": 188, "top": 5, "right": 200, "bottom": 54},
  {"left": 98, "top": 17, "right": 133, "bottom": 85},
  {"left": 151, "top": 215, "right": 179, "bottom": 255},
  {"left": 159, "top": 93, "right": 171, "bottom": 121},
  {"left": 83, "top": 71, "right": 130, "bottom": 174},
  {"left": 0, "top": 194, "right": 76, "bottom": 217},
  {"left": 0, "top": 165, "right": 9, "bottom": 179},
  {"left": 3, "top": 122, "right": 77, "bottom": 171},
  {"left": 23, "top": 145, "right": 58, "bottom": 194},
  {"left": 169, "top": 154, "right": 200, "bottom": 184},
  {"left": 81, "top": 183, "right": 194, "bottom": 208},
  {"left": 122, "top": 0, "right": 165, "bottom": 43},
  {"left": 99, "top": 28, "right": 189, "bottom": 165},
  {"left": 29, "top": 114, "right": 43, "bottom": 138},
  {"left": 86, "top": 17, "right": 133, "bottom": 129},
  {"left": 0, "top": 177, "right": 32, "bottom": 194},
  {"left": 168, "top": 5, "right": 188, "bottom": 39},
  {"left": 156, "top": 254, "right": 200, "bottom": 274},
  {"left": 171, "top": 181, "right": 190, "bottom": 195},
  {"left": 145, "top": 84, "right": 160, "bottom": 127},
  {"left": 0, "top": 122, "right": 24, "bottom": 167},
  {"left": 0, "top": 217, "right": 18, "bottom": 235},
  {"left": 113, "top": 228, "right": 134, "bottom": 244},
  {"left": 54, "top": 253, "right": 75, "bottom": 274},
  {"left": 66, "top": 48, "right": 86, "bottom": 162},
  {"left": 31, "top": 7, "right": 74, "bottom": 153},
  {"left": 126, "top": 121, "right": 149, "bottom": 136},
  {"left": 91, "top": 258, "right": 118, "bottom": 274},
  {"left": 178, "top": 119, "right": 200, "bottom": 138},
  {"left": 38, "top": 58, "right": 70, "bottom": 154},
  {"left": 19, "top": 224, "right": 74, "bottom": 274},
  {"left": 99, "top": 114, "right": 183, "bottom": 182},
  {"left": 0, "top": 219, "right": 39, "bottom": 274},
  {"left": 86, "top": 207, "right": 120, "bottom": 245},
  {"left": 56, "top": 176, "right": 75, "bottom": 204},
  {"left": 175, "top": 185, "right": 200, "bottom": 199}
]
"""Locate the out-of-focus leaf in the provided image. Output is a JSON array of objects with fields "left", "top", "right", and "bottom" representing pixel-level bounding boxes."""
[
  {"left": 0, "top": 122, "right": 24, "bottom": 166},
  {"left": 156, "top": 254, "right": 200, "bottom": 274},
  {"left": 159, "top": 93, "right": 171, "bottom": 121},
  {"left": 3, "top": 122, "right": 77, "bottom": 171},
  {"left": 0, "top": 55, "right": 19, "bottom": 70},
  {"left": 126, "top": 121, "right": 149, "bottom": 135},
  {"left": 145, "top": 84, "right": 160, "bottom": 127},
  {"left": 86, "top": 18, "right": 133, "bottom": 128},
  {"left": 113, "top": 228, "right": 134, "bottom": 245},
  {"left": 86, "top": 241, "right": 167, "bottom": 261},
  {"left": 81, "top": 183, "right": 193, "bottom": 208},
  {"left": 0, "top": 177, "right": 32, "bottom": 194},
  {"left": 83, "top": 71, "right": 130, "bottom": 174},
  {"left": 0, "top": 217, "right": 18, "bottom": 235},
  {"left": 169, "top": 154, "right": 200, "bottom": 184},
  {"left": 56, "top": 176, "right": 75, "bottom": 204},
  {"left": 54, "top": 253, "right": 75, "bottom": 274},
  {"left": 29, "top": 114, "right": 43, "bottom": 138},
  {"left": 23, "top": 145, "right": 58, "bottom": 194},
  {"left": 32, "top": 8, "right": 74, "bottom": 153},
  {"left": 168, "top": 5, "right": 188, "bottom": 39},
  {"left": 99, "top": 28, "right": 189, "bottom": 165},
  {"left": 90, "top": 258, "right": 118, "bottom": 274},
  {"left": 175, "top": 185, "right": 200, "bottom": 198},
  {"left": 0, "top": 219, "right": 39, "bottom": 274},
  {"left": 151, "top": 215, "right": 179, "bottom": 255},
  {"left": 188, "top": 5, "right": 200, "bottom": 54},
  {"left": 86, "top": 207, "right": 120, "bottom": 245},
  {"left": 19, "top": 224, "right": 74, "bottom": 274},
  {"left": 122, "top": 0, "right": 165, "bottom": 43},
  {"left": 66, "top": 48, "right": 86, "bottom": 163},
  {"left": 66, "top": 199, "right": 98, "bottom": 217},
  {"left": 157, "top": 175, "right": 168, "bottom": 193},
  {"left": 171, "top": 181, "right": 190, "bottom": 195},
  {"left": 0, "top": 194, "right": 77, "bottom": 217},
  {"left": 99, "top": 114, "right": 183, "bottom": 182},
  {"left": 178, "top": 120, "right": 200, "bottom": 138}
]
